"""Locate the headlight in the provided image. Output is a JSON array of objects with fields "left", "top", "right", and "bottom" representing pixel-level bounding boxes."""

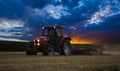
[
  {"left": 37, "top": 39, "right": 40, "bottom": 42},
  {"left": 37, "top": 43, "right": 40, "bottom": 45}
]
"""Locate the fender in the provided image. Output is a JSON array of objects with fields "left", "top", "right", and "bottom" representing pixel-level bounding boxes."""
[{"left": 59, "top": 37, "right": 71, "bottom": 45}]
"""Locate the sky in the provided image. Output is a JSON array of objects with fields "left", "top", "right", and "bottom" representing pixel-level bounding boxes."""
[{"left": 0, "top": 0, "right": 120, "bottom": 44}]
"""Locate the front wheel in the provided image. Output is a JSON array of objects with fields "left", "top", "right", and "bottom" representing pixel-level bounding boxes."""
[
  {"left": 60, "top": 40, "right": 71, "bottom": 55},
  {"left": 43, "top": 44, "right": 54, "bottom": 56}
]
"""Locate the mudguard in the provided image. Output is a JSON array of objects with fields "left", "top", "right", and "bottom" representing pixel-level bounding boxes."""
[{"left": 59, "top": 37, "right": 71, "bottom": 45}]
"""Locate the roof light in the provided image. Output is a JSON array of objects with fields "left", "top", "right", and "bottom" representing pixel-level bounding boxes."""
[{"left": 42, "top": 27, "right": 44, "bottom": 29}]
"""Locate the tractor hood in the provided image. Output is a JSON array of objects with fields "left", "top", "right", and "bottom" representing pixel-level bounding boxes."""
[
  {"left": 34, "top": 36, "right": 50, "bottom": 42},
  {"left": 33, "top": 36, "right": 50, "bottom": 46}
]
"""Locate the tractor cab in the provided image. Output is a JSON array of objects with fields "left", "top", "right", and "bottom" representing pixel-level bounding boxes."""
[{"left": 42, "top": 26, "right": 64, "bottom": 43}]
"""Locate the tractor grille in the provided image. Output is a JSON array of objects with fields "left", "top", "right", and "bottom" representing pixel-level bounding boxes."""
[{"left": 34, "top": 40, "right": 38, "bottom": 43}]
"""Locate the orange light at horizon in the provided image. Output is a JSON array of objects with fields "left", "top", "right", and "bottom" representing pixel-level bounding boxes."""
[{"left": 71, "top": 37, "right": 94, "bottom": 44}]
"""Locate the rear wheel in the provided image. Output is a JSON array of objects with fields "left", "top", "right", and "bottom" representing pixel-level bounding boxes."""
[
  {"left": 60, "top": 40, "right": 71, "bottom": 55},
  {"left": 43, "top": 44, "right": 54, "bottom": 56}
]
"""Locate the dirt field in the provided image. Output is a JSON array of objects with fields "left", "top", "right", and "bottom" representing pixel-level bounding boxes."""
[{"left": 0, "top": 52, "right": 120, "bottom": 71}]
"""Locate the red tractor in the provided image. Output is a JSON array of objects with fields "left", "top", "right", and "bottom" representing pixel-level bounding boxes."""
[{"left": 26, "top": 26, "right": 71, "bottom": 56}]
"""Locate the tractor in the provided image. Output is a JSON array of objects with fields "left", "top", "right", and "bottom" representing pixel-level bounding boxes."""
[{"left": 26, "top": 26, "right": 71, "bottom": 56}]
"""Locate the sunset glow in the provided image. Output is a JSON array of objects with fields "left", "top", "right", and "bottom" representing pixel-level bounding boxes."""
[{"left": 71, "top": 37, "right": 94, "bottom": 44}]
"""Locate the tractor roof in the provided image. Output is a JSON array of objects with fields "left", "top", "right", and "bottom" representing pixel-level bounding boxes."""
[{"left": 42, "top": 26, "right": 64, "bottom": 29}]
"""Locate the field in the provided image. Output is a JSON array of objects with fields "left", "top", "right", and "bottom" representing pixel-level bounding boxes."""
[
  {"left": 0, "top": 52, "right": 120, "bottom": 71},
  {"left": 0, "top": 41, "right": 120, "bottom": 71}
]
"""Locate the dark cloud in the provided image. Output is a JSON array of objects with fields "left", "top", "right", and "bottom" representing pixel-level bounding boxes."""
[
  {"left": 22, "top": 0, "right": 50, "bottom": 8},
  {"left": 0, "top": 0, "right": 25, "bottom": 19}
]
